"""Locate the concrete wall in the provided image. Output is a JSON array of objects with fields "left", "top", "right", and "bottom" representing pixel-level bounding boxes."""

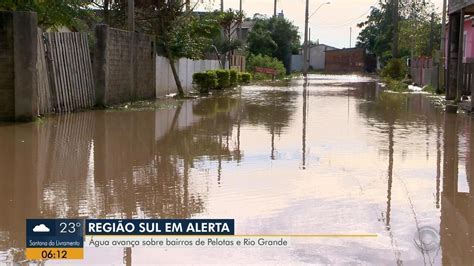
[
  {"left": 156, "top": 56, "right": 220, "bottom": 97},
  {"left": 291, "top": 54, "right": 303, "bottom": 72},
  {"left": 0, "top": 11, "right": 38, "bottom": 121},
  {"left": 309, "top": 45, "right": 338, "bottom": 70},
  {"left": 291, "top": 45, "right": 339, "bottom": 72},
  {"left": 94, "top": 25, "right": 156, "bottom": 106}
]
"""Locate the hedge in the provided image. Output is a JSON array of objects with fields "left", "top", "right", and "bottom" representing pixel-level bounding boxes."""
[
  {"left": 230, "top": 69, "right": 239, "bottom": 86},
  {"left": 193, "top": 69, "right": 250, "bottom": 93},
  {"left": 214, "top": 69, "right": 231, "bottom": 89},
  {"left": 193, "top": 71, "right": 217, "bottom": 93},
  {"left": 239, "top": 72, "right": 252, "bottom": 84}
]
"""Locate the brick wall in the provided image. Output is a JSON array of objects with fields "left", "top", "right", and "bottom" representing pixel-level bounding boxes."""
[
  {"left": 94, "top": 25, "right": 156, "bottom": 106},
  {"left": 106, "top": 28, "right": 133, "bottom": 105},
  {"left": 0, "top": 12, "right": 14, "bottom": 120},
  {"left": 134, "top": 33, "right": 155, "bottom": 100},
  {"left": 325, "top": 48, "right": 366, "bottom": 73}
]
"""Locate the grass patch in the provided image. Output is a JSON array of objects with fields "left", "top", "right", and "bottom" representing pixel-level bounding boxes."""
[
  {"left": 422, "top": 85, "right": 435, "bottom": 93},
  {"left": 384, "top": 77, "right": 409, "bottom": 93}
]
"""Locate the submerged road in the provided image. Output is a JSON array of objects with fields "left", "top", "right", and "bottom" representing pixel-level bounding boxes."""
[{"left": 0, "top": 74, "right": 472, "bottom": 264}]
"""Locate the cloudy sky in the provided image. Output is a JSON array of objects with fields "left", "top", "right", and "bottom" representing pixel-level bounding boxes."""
[{"left": 197, "top": 0, "right": 444, "bottom": 48}]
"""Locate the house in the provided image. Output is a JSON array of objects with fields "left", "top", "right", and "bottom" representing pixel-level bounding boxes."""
[
  {"left": 308, "top": 43, "right": 338, "bottom": 70},
  {"left": 444, "top": 16, "right": 474, "bottom": 63},
  {"left": 290, "top": 43, "right": 338, "bottom": 72},
  {"left": 446, "top": 0, "right": 474, "bottom": 110},
  {"left": 235, "top": 21, "right": 256, "bottom": 42}
]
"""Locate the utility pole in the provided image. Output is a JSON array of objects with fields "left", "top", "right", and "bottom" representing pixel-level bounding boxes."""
[
  {"left": 274, "top": 0, "right": 277, "bottom": 17},
  {"left": 392, "top": 0, "right": 399, "bottom": 58},
  {"left": 350, "top": 27, "right": 352, "bottom": 48},
  {"left": 429, "top": 12, "right": 435, "bottom": 55},
  {"left": 239, "top": 0, "right": 242, "bottom": 40},
  {"left": 221, "top": 0, "right": 224, "bottom": 12},
  {"left": 127, "top": 0, "right": 134, "bottom": 32},
  {"left": 439, "top": 0, "right": 447, "bottom": 93},
  {"left": 303, "top": 0, "right": 309, "bottom": 78},
  {"left": 308, "top": 27, "right": 311, "bottom": 67},
  {"left": 410, "top": 4, "right": 416, "bottom": 60},
  {"left": 186, "top": 0, "right": 191, "bottom": 11}
]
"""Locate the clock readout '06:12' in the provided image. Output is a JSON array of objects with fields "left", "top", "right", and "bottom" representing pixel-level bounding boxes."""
[{"left": 25, "top": 248, "right": 84, "bottom": 260}]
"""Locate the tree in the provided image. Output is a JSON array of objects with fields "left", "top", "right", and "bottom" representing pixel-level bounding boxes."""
[
  {"left": 247, "top": 15, "right": 300, "bottom": 74},
  {"left": 0, "top": 0, "right": 90, "bottom": 30},
  {"left": 87, "top": 0, "right": 128, "bottom": 28},
  {"left": 398, "top": 0, "right": 441, "bottom": 56},
  {"left": 357, "top": 0, "right": 440, "bottom": 64},
  {"left": 135, "top": 1, "right": 221, "bottom": 96},
  {"left": 356, "top": 1, "right": 397, "bottom": 63},
  {"left": 247, "top": 29, "right": 278, "bottom": 56},
  {"left": 211, "top": 10, "right": 244, "bottom": 68}
]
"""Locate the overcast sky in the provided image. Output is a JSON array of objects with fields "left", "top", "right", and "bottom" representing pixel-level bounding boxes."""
[{"left": 197, "top": 0, "right": 444, "bottom": 49}]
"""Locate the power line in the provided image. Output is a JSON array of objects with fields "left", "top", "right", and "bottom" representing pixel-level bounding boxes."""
[
  {"left": 315, "top": 0, "right": 379, "bottom": 28},
  {"left": 316, "top": 7, "right": 373, "bottom": 28}
]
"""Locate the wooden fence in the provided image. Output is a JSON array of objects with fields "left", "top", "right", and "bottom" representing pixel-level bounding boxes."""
[
  {"left": 411, "top": 57, "right": 439, "bottom": 90},
  {"left": 229, "top": 55, "right": 246, "bottom": 72},
  {"left": 462, "top": 62, "right": 474, "bottom": 97},
  {"left": 43, "top": 32, "right": 95, "bottom": 113},
  {"left": 36, "top": 29, "right": 53, "bottom": 115}
]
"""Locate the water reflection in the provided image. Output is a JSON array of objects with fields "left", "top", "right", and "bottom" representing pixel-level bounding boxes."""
[
  {"left": 441, "top": 113, "right": 474, "bottom": 265},
  {"left": 357, "top": 88, "right": 473, "bottom": 264},
  {"left": 0, "top": 95, "right": 244, "bottom": 256},
  {"left": 241, "top": 88, "right": 297, "bottom": 160},
  {"left": 0, "top": 75, "right": 473, "bottom": 264}
]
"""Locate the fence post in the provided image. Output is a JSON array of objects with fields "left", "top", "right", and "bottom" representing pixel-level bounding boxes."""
[
  {"left": 0, "top": 11, "right": 38, "bottom": 121},
  {"left": 94, "top": 24, "right": 109, "bottom": 107},
  {"left": 14, "top": 12, "right": 38, "bottom": 121}
]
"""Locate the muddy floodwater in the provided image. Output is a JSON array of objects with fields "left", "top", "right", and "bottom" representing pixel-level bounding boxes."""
[{"left": 0, "top": 74, "right": 473, "bottom": 265}]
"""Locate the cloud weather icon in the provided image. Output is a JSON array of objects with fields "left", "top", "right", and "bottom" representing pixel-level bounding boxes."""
[{"left": 32, "top": 224, "right": 50, "bottom": 233}]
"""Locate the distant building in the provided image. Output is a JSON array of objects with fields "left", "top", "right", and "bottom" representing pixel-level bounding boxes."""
[
  {"left": 235, "top": 21, "right": 256, "bottom": 42},
  {"left": 290, "top": 43, "right": 338, "bottom": 72},
  {"left": 277, "top": 10, "right": 285, "bottom": 19},
  {"left": 325, "top": 48, "right": 376, "bottom": 73},
  {"left": 308, "top": 43, "right": 338, "bottom": 70}
]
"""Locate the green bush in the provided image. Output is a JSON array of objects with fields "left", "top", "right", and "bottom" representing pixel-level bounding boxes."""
[
  {"left": 194, "top": 69, "right": 248, "bottom": 92},
  {"left": 239, "top": 72, "right": 252, "bottom": 84},
  {"left": 193, "top": 71, "right": 217, "bottom": 93},
  {"left": 214, "top": 69, "right": 231, "bottom": 89},
  {"left": 381, "top": 58, "right": 407, "bottom": 80},
  {"left": 247, "top": 54, "right": 286, "bottom": 80},
  {"left": 229, "top": 69, "right": 239, "bottom": 86}
]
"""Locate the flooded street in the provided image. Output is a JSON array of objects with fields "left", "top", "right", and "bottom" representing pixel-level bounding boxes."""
[{"left": 0, "top": 74, "right": 473, "bottom": 264}]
